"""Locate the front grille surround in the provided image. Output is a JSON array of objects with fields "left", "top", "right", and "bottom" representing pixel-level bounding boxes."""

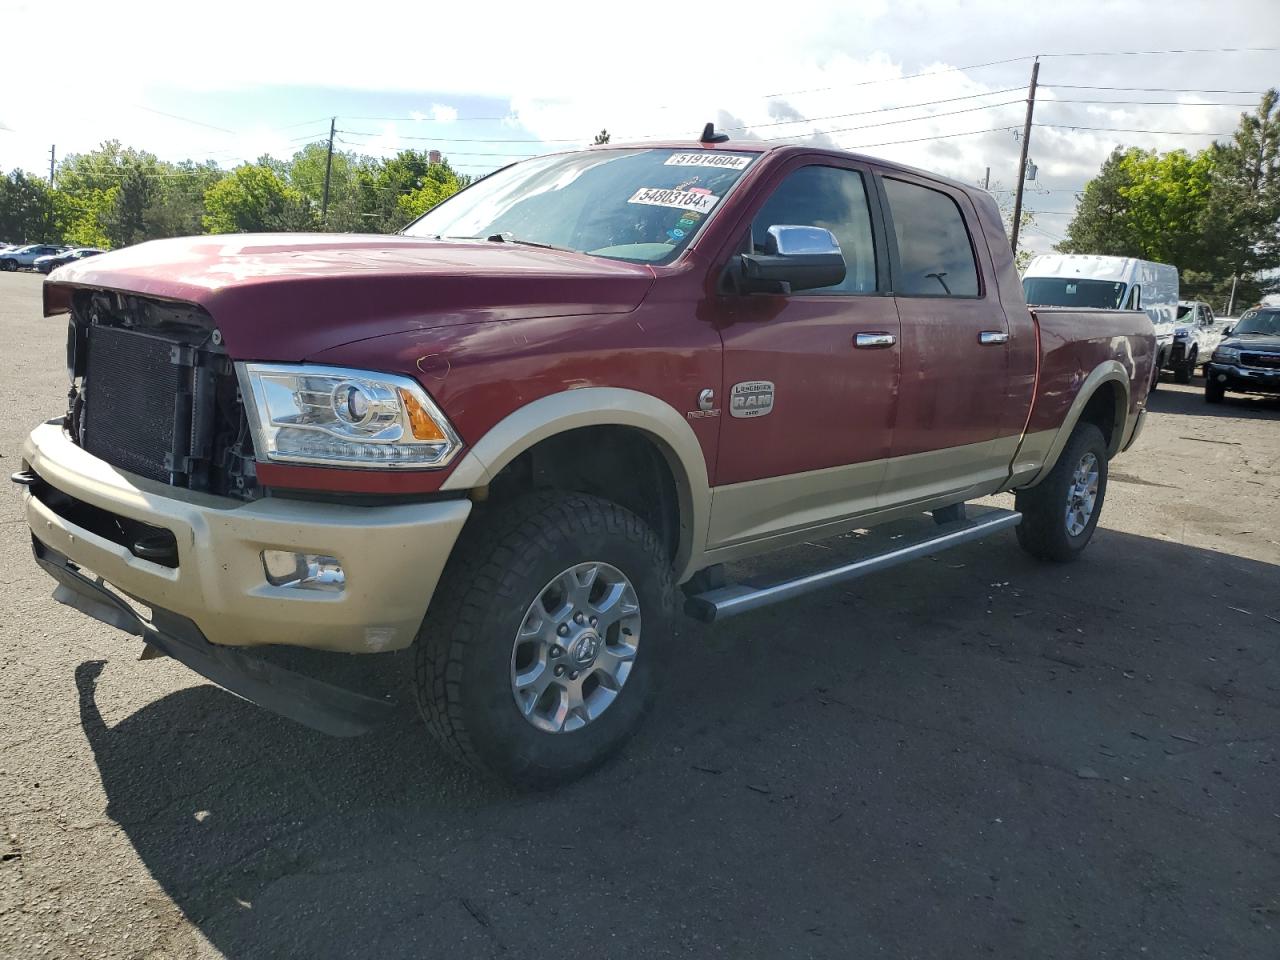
[
  {"left": 67, "top": 289, "right": 257, "bottom": 499},
  {"left": 1240, "top": 351, "right": 1280, "bottom": 370}
]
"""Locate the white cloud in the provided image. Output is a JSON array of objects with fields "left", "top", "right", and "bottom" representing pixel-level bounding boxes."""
[{"left": 1, "top": 0, "right": 1275, "bottom": 259}]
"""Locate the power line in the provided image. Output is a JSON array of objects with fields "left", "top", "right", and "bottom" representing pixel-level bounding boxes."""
[
  {"left": 1034, "top": 122, "right": 1231, "bottom": 136},
  {"left": 1046, "top": 98, "right": 1260, "bottom": 107},
  {"left": 718, "top": 86, "right": 1026, "bottom": 133},
  {"left": 758, "top": 55, "right": 1033, "bottom": 101},
  {"left": 338, "top": 128, "right": 581, "bottom": 144},
  {"left": 763, "top": 99, "right": 1025, "bottom": 141},
  {"left": 839, "top": 125, "right": 1021, "bottom": 150},
  {"left": 1045, "top": 84, "right": 1269, "bottom": 95},
  {"left": 1039, "top": 46, "right": 1280, "bottom": 58}
]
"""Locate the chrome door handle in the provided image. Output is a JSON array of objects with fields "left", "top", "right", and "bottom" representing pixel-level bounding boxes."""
[
  {"left": 855, "top": 332, "right": 896, "bottom": 349},
  {"left": 978, "top": 330, "right": 1009, "bottom": 345}
]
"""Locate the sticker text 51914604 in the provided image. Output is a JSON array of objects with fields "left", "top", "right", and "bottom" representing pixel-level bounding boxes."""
[
  {"left": 628, "top": 187, "right": 720, "bottom": 215},
  {"left": 664, "top": 153, "right": 753, "bottom": 170}
]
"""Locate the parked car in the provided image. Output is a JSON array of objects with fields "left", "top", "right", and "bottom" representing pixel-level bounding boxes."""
[
  {"left": 33, "top": 247, "right": 105, "bottom": 274},
  {"left": 1022, "top": 254, "right": 1178, "bottom": 389},
  {"left": 14, "top": 139, "right": 1156, "bottom": 787},
  {"left": 0, "top": 243, "right": 66, "bottom": 271},
  {"left": 1204, "top": 306, "right": 1280, "bottom": 403},
  {"left": 1171, "top": 300, "right": 1225, "bottom": 382}
]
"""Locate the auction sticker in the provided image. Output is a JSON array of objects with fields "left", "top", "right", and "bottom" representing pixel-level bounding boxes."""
[
  {"left": 664, "top": 153, "right": 753, "bottom": 170},
  {"left": 628, "top": 187, "right": 720, "bottom": 214}
]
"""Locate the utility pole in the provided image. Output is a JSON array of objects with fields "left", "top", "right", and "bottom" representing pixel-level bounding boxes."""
[
  {"left": 321, "top": 117, "right": 336, "bottom": 226},
  {"left": 1226, "top": 273, "right": 1239, "bottom": 316},
  {"left": 49, "top": 144, "right": 56, "bottom": 186},
  {"left": 983, "top": 166, "right": 990, "bottom": 191},
  {"left": 1009, "top": 57, "right": 1039, "bottom": 255}
]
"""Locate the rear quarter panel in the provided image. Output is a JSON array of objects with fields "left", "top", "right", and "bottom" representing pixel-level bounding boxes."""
[{"left": 1027, "top": 306, "right": 1155, "bottom": 445}]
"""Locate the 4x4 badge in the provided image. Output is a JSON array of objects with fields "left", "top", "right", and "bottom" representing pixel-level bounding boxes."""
[{"left": 730, "top": 381, "right": 775, "bottom": 418}]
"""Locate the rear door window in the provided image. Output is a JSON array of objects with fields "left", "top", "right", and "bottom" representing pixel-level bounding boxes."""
[{"left": 882, "top": 178, "right": 979, "bottom": 297}]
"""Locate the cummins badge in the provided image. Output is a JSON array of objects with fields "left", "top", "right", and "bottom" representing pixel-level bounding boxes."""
[{"left": 730, "top": 381, "right": 775, "bottom": 419}]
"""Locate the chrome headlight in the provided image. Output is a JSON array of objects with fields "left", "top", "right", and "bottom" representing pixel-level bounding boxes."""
[
  {"left": 1214, "top": 346, "right": 1240, "bottom": 364},
  {"left": 237, "top": 363, "right": 461, "bottom": 468}
]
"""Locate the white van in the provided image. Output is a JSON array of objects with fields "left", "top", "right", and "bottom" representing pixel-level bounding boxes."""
[{"left": 1022, "top": 255, "right": 1179, "bottom": 387}]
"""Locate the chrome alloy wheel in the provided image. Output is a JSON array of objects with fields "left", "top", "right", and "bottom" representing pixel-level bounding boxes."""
[
  {"left": 1065, "top": 451, "right": 1100, "bottom": 537},
  {"left": 510, "top": 562, "right": 641, "bottom": 733}
]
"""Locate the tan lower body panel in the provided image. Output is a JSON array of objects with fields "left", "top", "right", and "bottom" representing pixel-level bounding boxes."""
[
  {"left": 707, "top": 434, "right": 1022, "bottom": 554},
  {"left": 22, "top": 423, "right": 471, "bottom": 654}
]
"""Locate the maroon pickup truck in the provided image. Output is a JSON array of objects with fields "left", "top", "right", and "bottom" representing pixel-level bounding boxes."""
[{"left": 16, "top": 136, "right": 1154, "bottom": 786}]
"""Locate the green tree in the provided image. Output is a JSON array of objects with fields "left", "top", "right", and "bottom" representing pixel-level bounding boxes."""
[
  {"left": 592, "top": 129, "right": 611, "bottom": 145},
  {"left": 1202, "top": 89, "right": 1280, "bottom": 309},
  {"left": 355, "top": 150, "right": 470, "bottom": 232},
  {"left": 202, "top": 164, "right": 316, "bottom": 233},
  {"left": 0, "top": 170, "right": 58, "bottom": 243}
]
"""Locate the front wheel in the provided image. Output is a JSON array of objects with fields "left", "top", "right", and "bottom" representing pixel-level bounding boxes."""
[
  {"left": 0, "top": 260, "right": 17, "bottom": 272},
  {"left": 413, "top": 492, "right": 674, "bottom": 788},
  {"left": 1174, "top": 349, "right": 1197, "bottom": 384},
  {"left": 1014, "top": 422, "right": 1109, "bottom": 563}
]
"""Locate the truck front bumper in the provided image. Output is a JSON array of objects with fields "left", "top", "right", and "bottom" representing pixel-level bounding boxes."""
[
  {"left": 1204, "top": 362, "right": 1280, "bottom": 395},
  {"left": 19, "top": 421, "right": 471, "bottom": 655}
]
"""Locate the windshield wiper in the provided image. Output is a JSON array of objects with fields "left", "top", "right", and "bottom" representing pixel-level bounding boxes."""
[{"left": 485, "top": 234, "right": 571, "bottom": 252}]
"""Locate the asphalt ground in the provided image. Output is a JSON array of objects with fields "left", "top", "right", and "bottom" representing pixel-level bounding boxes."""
[{"left": 1, "top": 269, "right": 1277, "bottom": 959}]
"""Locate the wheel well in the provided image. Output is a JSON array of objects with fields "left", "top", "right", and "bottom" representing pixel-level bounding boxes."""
[
  {"left": 1078, "top": 381, "right": 1124, "bottom": 453},
  {"left": 482, "top": 426, "right": 682, "bottom": 563}
]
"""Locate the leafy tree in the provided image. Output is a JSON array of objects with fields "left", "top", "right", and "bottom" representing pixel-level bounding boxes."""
[
  {"left": 0, "top": 170, "right": 58, "bottom": 243},
  {"left": 1202, "top": 89, "right": 1280, "bottom": 309},
  {"left": 1057, "top": 91, "right": 1280, "bottom": 307},
  {"left": 203, "top": 164, "right": 315, "bottom": 233},
  {"left": 592, "top": 129, "right": 611, "bottom": 145}
]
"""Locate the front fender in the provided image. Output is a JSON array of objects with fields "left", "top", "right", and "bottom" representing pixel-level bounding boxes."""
[{"left": 440, "top": 387, "right": 711, "bottom": 581}]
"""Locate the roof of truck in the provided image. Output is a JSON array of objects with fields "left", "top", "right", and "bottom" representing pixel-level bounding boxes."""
[{"left": 585, "top": 139, "right": 978, "bottom": 196}]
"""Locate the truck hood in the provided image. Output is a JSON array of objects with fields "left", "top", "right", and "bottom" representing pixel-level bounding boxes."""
[
  {"left": 1221, "top": 333, "right": 1280, "bottom": 353},
  {"left": 46, "top": 233, "right": 656, "bottom": 360}
]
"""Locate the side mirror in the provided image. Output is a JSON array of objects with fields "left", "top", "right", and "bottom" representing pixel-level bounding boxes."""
[
  {"left": 1221, "top": 325, "right": 1233, "bottom": 337},
  {"left": 739, "top": 225, "right": 846, "bottom": 294}
]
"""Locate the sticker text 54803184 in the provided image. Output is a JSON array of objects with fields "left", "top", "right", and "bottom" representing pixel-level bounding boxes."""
[{"left": 628, "top": 187, "right": 720, "bottom": 215}]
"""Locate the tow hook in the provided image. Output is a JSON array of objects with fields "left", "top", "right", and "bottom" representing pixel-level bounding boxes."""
[{"left": 10, "top": 470, "right": 38, "bottom": 487}]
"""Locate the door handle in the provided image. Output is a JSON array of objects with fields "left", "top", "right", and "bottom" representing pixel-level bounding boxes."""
[
  {"left": 855, "top": 332, "right": 896, "bottom": 349},
  {"left": 978, "top": 330, "right": 1009, "bottom": 345}
]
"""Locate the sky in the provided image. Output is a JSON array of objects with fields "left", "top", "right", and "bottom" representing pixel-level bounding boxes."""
[{"left": 2, "top": 0, "right": 1278, "bottom": 256}]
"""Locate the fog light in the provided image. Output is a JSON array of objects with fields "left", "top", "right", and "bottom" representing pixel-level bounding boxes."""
[
  {"left": 1218, "top": 374, "right": 1227, "bottom": 382},
  {"left": 261, "top": 550, "right": 345, "bottom": 592}
]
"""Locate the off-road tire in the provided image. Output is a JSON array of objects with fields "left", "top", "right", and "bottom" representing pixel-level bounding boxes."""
[
  {"left": 1014, "top": 422, "right": 1109, "bottom": 563},
  {"left": 1205, "top": 377, "right": 1226, "bottom": 404},
  {"left": 413, "top": 492, "right": 674, "bottom": 789}
]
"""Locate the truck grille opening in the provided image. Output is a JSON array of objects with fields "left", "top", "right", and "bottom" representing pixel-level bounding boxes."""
[
  {"left": 1241, "top": 352, "right": 1280, "bottom": 370},
  {"left": 67, "top": 290, "right": 257, "bottom": 499},
  {"left": 83, "top": 326, "right": 186, "bottom": 484}
]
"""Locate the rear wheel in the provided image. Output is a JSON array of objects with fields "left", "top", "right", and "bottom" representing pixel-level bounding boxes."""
[
  {"left": 0, "top": 259, "right": 17, "bottom": 272},
  {"left": 1015, "top": 422, "right": 1108, "bottom": 563},
  {"left": 413, "top": 492, "right": 674, "bottom": 788},
  {"left": 1205, "top": 377, "right": 1226, "bottom": 404}
]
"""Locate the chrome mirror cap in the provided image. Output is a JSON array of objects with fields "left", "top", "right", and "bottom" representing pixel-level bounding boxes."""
[{"left": 765, "top": 225, "right": 842, "bottom": 257}]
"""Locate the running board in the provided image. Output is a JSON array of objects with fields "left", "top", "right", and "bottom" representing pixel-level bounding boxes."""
[{"left": 685, "top": 507, "right": 1022, "bottom": 623}]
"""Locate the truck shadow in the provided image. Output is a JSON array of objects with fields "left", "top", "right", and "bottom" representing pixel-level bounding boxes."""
[
  {"left": 76, "top": 528, "right": 1280, "bottom": 959},
  {"left": 1148, "top": 379, "right": 1280, "bottom": 419}
]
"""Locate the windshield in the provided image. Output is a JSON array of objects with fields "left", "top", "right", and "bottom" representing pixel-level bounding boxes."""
[
  {"left": 1232, "top": 308, "right": 1280, "bottom": 336},
  {"left": 1177, "top": 304, "right": 1193, "bottom": 319},
  {"left": 403, "top": 148, "right": 759, "bottom": 264},
  {"left": 1023, "top": 277, "right": 1128, "bottom": 309}
]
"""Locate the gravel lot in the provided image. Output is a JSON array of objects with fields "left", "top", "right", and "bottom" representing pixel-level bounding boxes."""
[{"left": 1, "top": 269, "right": 1278, "bottom": 959}]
